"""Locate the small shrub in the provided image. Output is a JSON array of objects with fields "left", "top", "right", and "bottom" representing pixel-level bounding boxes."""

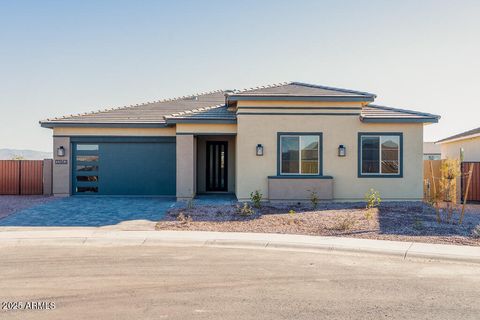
[
  {"left": 308, "top": 190, "right": 319, "bottom": 209},
  {"left": 440, "top": 158, "right": 460, "bottom": 203},
  {"left": 287, "top": 209, "right": 302, "bottom": 226},
  {"left": 186, "top": 199, "right": 194, "bottom": 210},
  {"left": 334, "top": 215, "right": 356, "bottom": 231},
  {"left": 250, "top": 190, "right": 263, "bottom": 208},
  {"left": 177, "top": 212, "right": 192, "bottom": 224},
  {"left": 472, "top": 225, "right": 480, "bottom": 239},
  {"left": 236, "top": 202, "right": 255, "bottom": 216},
  {"left": 365, "top": 189, "right": 381, "bottom": 209}
]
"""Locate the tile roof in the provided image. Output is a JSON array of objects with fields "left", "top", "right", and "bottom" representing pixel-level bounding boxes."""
[
  {"left": 41, "top": 90, "right": 228, "bottom": 127},
  {"left": 436, "top": 127, "right": 480, "bottom": 144},
  {"left": 40, "top": 82, "right": 438, "bottom": 127},
  {"left": 360, "top": 105, "right": 440, "bottom": 123}
]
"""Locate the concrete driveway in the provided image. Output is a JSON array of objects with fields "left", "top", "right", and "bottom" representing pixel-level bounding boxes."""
[{"left": 0, "top": 196, "right": 176, "bottom": 228}]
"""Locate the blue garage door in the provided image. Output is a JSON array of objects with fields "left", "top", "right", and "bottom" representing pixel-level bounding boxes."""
[{"left": 72, "top": 137, "right": 176, "bottom": 195}]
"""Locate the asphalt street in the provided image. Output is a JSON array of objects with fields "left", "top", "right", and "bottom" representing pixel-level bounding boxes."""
[{"left": 0, "top": 245, "right": 479, "bottom": 319}]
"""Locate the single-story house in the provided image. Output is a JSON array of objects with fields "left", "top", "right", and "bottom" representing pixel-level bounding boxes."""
[
  {"left": 423, "top": 142, "right": 441, "bottom": 160},
  {"left": 436, "top": 127, "right": 480, "bottom": 161},
  {"left": 40, "top": 82, "right": 440, "bottom": 201}
]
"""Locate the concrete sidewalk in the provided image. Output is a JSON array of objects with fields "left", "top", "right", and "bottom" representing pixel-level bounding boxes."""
[{"left": 0, "top": 229, "right": 479, "bottom": 264}]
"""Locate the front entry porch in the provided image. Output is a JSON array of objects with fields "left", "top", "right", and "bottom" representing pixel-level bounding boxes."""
[
  {"left": 176, "top": 133, "right": 236, "bottom": 201},
  {"left": 196, "top": 135, "right": 236, "bottom": 195}
]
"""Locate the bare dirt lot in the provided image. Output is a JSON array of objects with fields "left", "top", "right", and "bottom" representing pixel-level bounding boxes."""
[{"left": 157, "top": 202, "right": 480, "bottom": 246}]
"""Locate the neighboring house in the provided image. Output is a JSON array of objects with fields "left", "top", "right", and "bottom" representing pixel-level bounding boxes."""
[
  {"left": 436, "top": 127, "right": 480, "bottom": 161},
  {"left": 40, "top": 82, "right": 440, "bottom": 201},
  {"left": 423, "top": 142, "right": 441, "bottom": 160}
]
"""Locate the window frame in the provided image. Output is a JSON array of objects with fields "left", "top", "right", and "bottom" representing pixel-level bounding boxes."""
[
  {"left": 277, "top": 132, "right": 323, "bottom": 176},
  {"left": 358, "top": 132, "right": 403, "bottom": 178},
  {"left": 73, "top": 143, "right": 100, "bottom": 194}
]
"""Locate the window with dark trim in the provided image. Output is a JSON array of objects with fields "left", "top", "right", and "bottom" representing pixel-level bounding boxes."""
[
  {"left": 278, "top": 133, "right": 322, "bottom": 175},
  {"left": 74, "top": 143, "right": 99, "bottom": 193},
  {"left": 359, "top": 133, "right": 402, "bottom": 177}
]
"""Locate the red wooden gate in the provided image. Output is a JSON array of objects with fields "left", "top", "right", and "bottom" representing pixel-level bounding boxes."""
[
  {"left": 0, "top": 160, "right": 44, "bottom": 195},
  {"left": 462, "top": 162, "right": 480, "bottom": 202},
  {"left": 0, "top": 161, "right": 20, "bottom": 194}
]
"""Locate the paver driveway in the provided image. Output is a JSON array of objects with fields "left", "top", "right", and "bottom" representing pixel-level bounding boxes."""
[{"left": 0, "top": 197, "right": 176, "bottom": 227}]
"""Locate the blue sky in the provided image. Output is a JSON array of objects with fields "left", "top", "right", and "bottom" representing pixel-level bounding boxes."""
[{"left": 1, "top": 0, "right": 479, "bottom": 151}]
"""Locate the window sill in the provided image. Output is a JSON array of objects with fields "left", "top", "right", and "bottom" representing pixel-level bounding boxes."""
[
  {"left": 358, "top": 174, "right": 403, "bottom": 178},
  {"left": 268, "top": 175, "right": 333, "bottom": 179}
]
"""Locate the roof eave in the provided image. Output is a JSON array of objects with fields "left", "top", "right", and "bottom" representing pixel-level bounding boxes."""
[
  {"left": 436, "top": 132, "right": 480, "bottom": 144},
  {"left": 360, "top": 117, "right": 439, "bottom": 123},
  {"left": 367, "top": 105, "right": 441, "bottom": 120},
  {"left": 39, "top": 121, "right": 169, "bottom": 128}
]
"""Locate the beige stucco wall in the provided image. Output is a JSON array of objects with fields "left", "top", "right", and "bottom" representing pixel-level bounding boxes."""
[
  {"left": 176, "top": 134, "right": 196, "bottom": 200},
  {"left": 235, "top": 105, "right": 424, "bottom": 201},
  {"left": 52, "top": 136, "right": 71, "bottom": 196},
  {"left": 51, "top": 126, "right": 175, "bottom": 196},
  {"left": 268, "top": 178, "right": 333, "bottom": 201},
  {"left": 176, "top": 123, "right": 237, "bottom": 134},
  {"left": 175, "top": 124, "right": 236, "bottom": 198},
  {"left": 53, "top": 127, "right": 176, "bottom": 136},
  {"left": 440, "top": 137, "right": 480, "bottom": 161},
  {"left": 196, "top": 136, "right": 236, "bottom": 193},
  {"left": 423, "top": 141, "right": 441, "bottom": 155}
]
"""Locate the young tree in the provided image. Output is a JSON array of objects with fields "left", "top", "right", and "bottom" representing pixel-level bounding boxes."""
[{"left": 440, "top": 159, "right": 460, "bottom": 222}]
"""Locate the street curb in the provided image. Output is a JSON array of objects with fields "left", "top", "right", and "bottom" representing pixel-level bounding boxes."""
[{"left": 0, "top": 230, "right": 479, "bottom": 264}]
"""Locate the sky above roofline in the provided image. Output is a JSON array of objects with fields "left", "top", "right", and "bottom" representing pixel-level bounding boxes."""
[{"left": 1, "top": 0, "right": 479, "bottom": 150}]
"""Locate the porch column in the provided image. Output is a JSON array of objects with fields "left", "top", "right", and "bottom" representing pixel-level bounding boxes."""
[
  {"left": 176, "top": 134, "right": 195, "bottom": 201},
  {"left": 52, "top": 136, "right": 71, "bottom": 196}
]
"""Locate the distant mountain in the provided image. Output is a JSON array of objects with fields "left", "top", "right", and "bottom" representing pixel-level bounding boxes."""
[{"left": 0, "top": 149, "right": 52, "bottom": 160}]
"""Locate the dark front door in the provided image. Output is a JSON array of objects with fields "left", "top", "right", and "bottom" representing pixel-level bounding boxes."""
[{"left": 206, "top": 141, "right": 228, "bottom": 192}]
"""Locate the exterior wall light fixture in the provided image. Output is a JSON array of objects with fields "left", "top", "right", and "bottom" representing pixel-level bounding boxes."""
[
  {"left": 338, "top": 144, "right": 346, "bottom": 157},
  {"left": 57, "top": 146, "right": 66, "bottom": 157},
  {"left": 256, "top": 144, "right": 264, "bottom": 156}
]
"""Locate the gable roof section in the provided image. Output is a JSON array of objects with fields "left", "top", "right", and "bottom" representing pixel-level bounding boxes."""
[
  {"left": 40, "top": 90, "right": 228, "bottom": 128},
  {"left": 360, "top": 105, "right": 440, "bottom": 123},
  {"left": 227, "top": 81, "right": 376, "bottom": 102},
  {"left": 436, "top": 127, "right": 480, "bottom": 144}
]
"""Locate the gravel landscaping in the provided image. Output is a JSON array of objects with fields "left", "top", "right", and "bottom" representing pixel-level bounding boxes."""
[{"left": 156, "top": 201, "right": 480, "bottom": 246}]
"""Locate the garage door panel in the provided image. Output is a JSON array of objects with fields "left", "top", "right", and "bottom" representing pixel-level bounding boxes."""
[
  {"left": 73, "top": 139, "right": 176, "bottom": 196},
  {"left": 99, "top": 143, "right": 176, "bottom": 195}
]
